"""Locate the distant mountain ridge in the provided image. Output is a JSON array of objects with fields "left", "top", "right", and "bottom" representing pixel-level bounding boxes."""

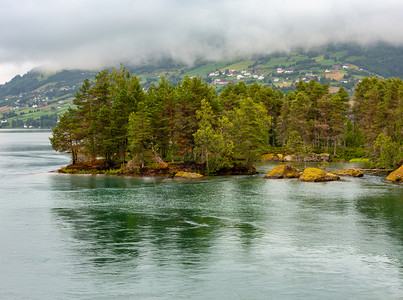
[
  {"left": 1, "top": 42, "right": 403, "bottom": 101},
  {"left": 1, "top": 42, "right": 403, "bottom": 128}
]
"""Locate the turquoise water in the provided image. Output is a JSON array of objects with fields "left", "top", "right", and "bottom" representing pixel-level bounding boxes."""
[{"left": 1, "top": 129, "right": 402, "bottom": 299}]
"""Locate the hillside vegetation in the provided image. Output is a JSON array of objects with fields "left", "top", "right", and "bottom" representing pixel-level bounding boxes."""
[
  {"left": 1, "top": 42, "right": 403, "bottom": 129},
  {"left": 50, "top": 66, "right": 402, "bottom": 175}
]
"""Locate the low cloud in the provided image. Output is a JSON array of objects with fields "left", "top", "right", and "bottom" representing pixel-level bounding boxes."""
[{"left": 1, "top": 0, "right": 403, "bottom": 83}]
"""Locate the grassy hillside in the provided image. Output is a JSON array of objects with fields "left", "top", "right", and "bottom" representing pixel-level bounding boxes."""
[{"left": 1, "top": 42, "right": 403, "bottom": 128}]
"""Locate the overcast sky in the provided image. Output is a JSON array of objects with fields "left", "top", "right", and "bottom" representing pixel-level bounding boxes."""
[{"left": 1, "top": 0, "right": 403, "bottom": 84}]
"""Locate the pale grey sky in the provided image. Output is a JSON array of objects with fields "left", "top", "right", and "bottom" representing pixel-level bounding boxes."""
[{"left": 1, "top": 0, "right": 403, "bottom": 83}]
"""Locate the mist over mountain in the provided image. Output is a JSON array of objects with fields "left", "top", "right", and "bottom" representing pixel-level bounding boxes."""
[
  {"left": 1, "top": 42, "right": 402, "bottom": 96},
  {"left": 1, "top": 0, "right": 403, "bottom": 84},
  {"left": 1, "top": 42, "right": 402, "bottom": 131}
]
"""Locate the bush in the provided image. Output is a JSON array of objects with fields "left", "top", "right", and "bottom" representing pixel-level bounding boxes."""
[{"left": 372, "top": 133, "right": 401, "bottom": 168}]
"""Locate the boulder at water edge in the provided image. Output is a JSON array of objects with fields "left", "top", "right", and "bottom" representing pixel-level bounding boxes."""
[
  {"left": 174, "top": 171, "right": 204, "bottom": 179},
  {"left": 386, "top": 165, "right": 403, "bottom": 184},
  {"left": 331, "top": 169, "right": 364, "bottom": 177},
  {"left": 284, "top": 155, "right": 294, "bottom": 162},
  {"left": 261, "top": 153, "right": 283, "bottom": 161},
  {"left": 299, "top": 167, "right": 340, "bottom": 182},
  {"left": 264, "top": 164, "right": 301, "bottom": 179}
]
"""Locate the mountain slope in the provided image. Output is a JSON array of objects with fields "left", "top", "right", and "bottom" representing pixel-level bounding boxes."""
[{"left": 1, "top": 42, "right": 402, "bottom": 128}]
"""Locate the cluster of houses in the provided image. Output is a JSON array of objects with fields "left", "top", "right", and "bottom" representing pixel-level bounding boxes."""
[
  {"left": 206, "top": 63, "right": 358, "bottom": 88},
  {"left": 324, "top": 65, "right": 350, "bottom": 73},
  {"left": 0, "top": 85, "right": 74, "bottom": 127},
  {"left": 208, "top": 68, "right": 266, "bottom": 85},
  {"left": 276, "top": 67, "right": 294, "bottom": 74}
]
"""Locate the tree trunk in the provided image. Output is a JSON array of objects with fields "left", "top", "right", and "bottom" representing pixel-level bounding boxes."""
[
  {"left": 333, "top": 138, "right": 337, "bottom": 156},
  {"left": 71, "top": 149, "right": 76, "bottom": 165},
  {"left": 206, "top": 151, "right": 209, "bottom": 174},
  {"left": 343, "top": 132, "right": 346, "bottom": 149},
  {"left": 170, "top": 135, "right": 175, "bottom": 163}
]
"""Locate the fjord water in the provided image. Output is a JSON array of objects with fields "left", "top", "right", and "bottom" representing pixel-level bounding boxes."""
[{"left": 1, "top": 130, "right": 403, "bottom": 299}]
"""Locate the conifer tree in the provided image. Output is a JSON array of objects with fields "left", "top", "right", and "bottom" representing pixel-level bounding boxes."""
[
  {"left": 230, "top": 97, "right": 271, "bottom": 165},
  {"left": 49, "top": 108, "right": 81, "bottom": 164},
  {"left": 72, "top": 78, "right": 95, "bottom": 160},
  {"left": 148, "top": 78, "right": 177, "bottom": 161},
  {"left": 109, "top": 66, "right": 144, "bottom": 164},
  {"left": 90, "top": 69, "right": 112, "bottom": 163},
  {"left": 128, "top": 100, "right": 153, "bottom": 168},
  {"left": 194, "top": 99, "right": 233, "bottom": 174},
  {"left": 174, "top": 76, "right": 216, "bottom": 162}
]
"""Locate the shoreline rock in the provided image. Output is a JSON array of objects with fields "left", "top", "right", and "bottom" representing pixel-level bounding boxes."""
[
  {"left": 261, "top": 153, "right": 330, "bottom": 162},
  {"left": 264, "top": 164, "right": 301, "bottom": 179},
  {"left": 386, "top": 165, "right": 403, "bottom": 184},
  {"left": 260, "top": 153, "right": 283, "bottom": 161},
  {"left": 331, "top": 169, "right": 364, "bottom": 177},
  {"left": 57, "top": 160, "right": 256, "bottom": 177},
  {"left": 174, "top": 171, "right": 204, "bottom": 179},
  {"left": 299, "top": 167, "right": 340, "bottom": 182}
]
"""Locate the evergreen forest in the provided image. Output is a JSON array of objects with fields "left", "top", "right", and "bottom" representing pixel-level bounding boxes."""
[{"left": 50, "top": 66, "right": 403, "bottom": 174}]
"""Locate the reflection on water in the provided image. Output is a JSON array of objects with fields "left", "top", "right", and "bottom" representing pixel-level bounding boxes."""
[
  {"left": 47, "top": 172, "right": 403, "bottom": 298},
  {"left": 51, "top": 175, "right": 266, "bottom": 269},
  {"left": 1, "top": 130, "right": 403, "bottom": 299}
]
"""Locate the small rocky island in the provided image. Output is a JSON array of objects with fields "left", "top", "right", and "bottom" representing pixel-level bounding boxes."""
[
  {"left": 264, "top": 164, "right": 364, "bottom": 182},
  {"left": 386, "top": 164, "right": 403, "bottom": 184},
  {"left": 49, "top": 69, "right": 401, "bottom": 183}
]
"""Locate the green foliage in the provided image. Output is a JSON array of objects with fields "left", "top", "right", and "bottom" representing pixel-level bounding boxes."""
[
  {"left": 128, "top": 101, "right": 153, "bottom": 168},
  {"left": 49, "top": 107, "right": 81, "bottom": 164},
  {"left": 193, "top": 99, "right": 234, "bottom": 174},
  {"left": 372, "top": 133, "right": 401, "bottom": 168},
  {"left": 173, "top": 76, "right": 217, "bottom": 162},
  {"left": 341, "top": 147, "right": 367, "bottom": 160},
  {"left": 285, "top": 131, "right": 305, "bottom": 155},
  {"left": 52, "top": 67, "right": 145, "bottom": 166},
  {"left": 353, "top": 77, "right": 403, "bottom": 167},
  {"left": 349, "top": 158, "right": 370, "bottom": 163},
  {"left": 229, "top": 97, "right": 272, "bottom": 165},
  {"left": 109, "top": 66, "right": 145, "bottom": 163},
  {"left": 345, "top": 119, "right": 363, "bottom": 148},
  {"left": 48, "top": 65, "right": 402, "bottom": 173}
]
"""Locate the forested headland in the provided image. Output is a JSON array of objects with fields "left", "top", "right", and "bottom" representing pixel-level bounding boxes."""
[{"left": 50, "top": 66, "right": 403, "bottom": 175}]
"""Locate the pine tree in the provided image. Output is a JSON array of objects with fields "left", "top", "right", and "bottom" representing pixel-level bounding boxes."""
[
  {"left": 90, "top": 69, "right": 112, "bottom": 163},
  {"left": 148, "top": 78, "right": 176, "bottom": 161},
  {"left": 194, "top": 99, "right": 233, "bottom": 174},
  {"left": 174, "top": 76, "right": 216, "bottom": 162},
  {"left": 373, "top": 133, "right": 400, "bottom": 168},
  {"left": 49, "top": 108, "right": 81, "bottom": 164},
  {"left": 72, "top": 78, "right": 95, "bottom": 160},
  {"left": 109, "top": 66, "right": 144, "bottom": 164},
  {"left": 230, "top": 97, "right": 271, "bottom": 165},
  {"left": 128, "top": 100, "right": 153, "bottom": 168}
]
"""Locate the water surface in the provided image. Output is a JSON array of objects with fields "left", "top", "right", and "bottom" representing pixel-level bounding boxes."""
[{"left": 1, "top": 129, "right": 402, "bottom": 299}]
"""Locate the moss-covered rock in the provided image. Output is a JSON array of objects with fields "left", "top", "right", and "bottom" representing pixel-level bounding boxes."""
[
  {"left": 332, "top": 169, "right": 364, "bottom": 177},
  {"left": 386, "top": 165, "right": 403, "bottom": 184},
  {"left": 299, "top": 167, "right": 340, "bottom": 182},
  {"left": 264, "top": 164, "right": 301, "bottom": 179},
  {"left": 325, "top": 173, "right": 340, "bottom": 181},
  {"left": 294, "top": 153, "right": 330, "bottom": 162},
  {"left": 174, "top": 171, "right": 204, "bottom": 179},
  {"left": 261, "top": 153, "right": 274, "bottom": 161},
  {"left": 261, "top": 153, "right": 283, "bottom": 161}
]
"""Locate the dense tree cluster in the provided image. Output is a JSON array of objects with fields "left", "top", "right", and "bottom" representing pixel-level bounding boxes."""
[
  {"left": 353, "top": 77, "right": 403, "bottom": 167},
  {"left": 277, "top": 80, "right": 350, "bottom": 156},
  {"left": 50, "top": 66, "right": 403, "bottom": 173}
]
